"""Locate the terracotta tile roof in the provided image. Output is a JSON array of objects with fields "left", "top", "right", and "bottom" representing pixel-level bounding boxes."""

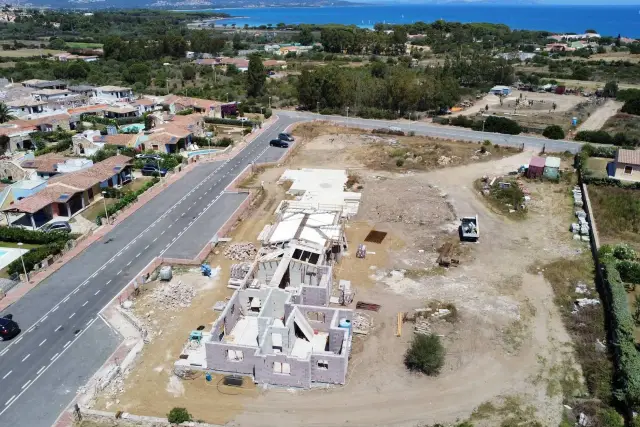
[
  {"left": 24, "top": 113, "right": 71, "bottom": 126},
  {"left": 21, "top": 154, "right": 67, "bottom": 172},
  {"left": 132, "top": 98, "right": 155, "bottom": 106},
  {"left": 0, "top": 122, "right": 37, "bottom": 136},
  {"left": 617, "top": 148, "right": 640, "bottom": 166},
  {"left": 160, "top": 96, "right": 220, "bottom": 110},
  {"left": 68, "top": 104, "right": 108, "bottom": 115},
  {"left": 47, "top": 154, "right": 132, "bottom": 191},
  {"left": 147, "top": 131, "right": 182, "bottom": 146},
  {"left": 105, "top": 106, "right": 137, "bottom": 114},
  {"left": 5, "top": 184, "right": 79, "bottom": 214},
  {"left": 93, "top": 134, "right": 138, "bottom": 148},
  {"left": 529, "top": 156, "right": 546, "bottom": 168}
]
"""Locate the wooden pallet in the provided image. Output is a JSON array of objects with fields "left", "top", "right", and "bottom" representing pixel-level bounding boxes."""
[{"left": 356, "top": 301, "right": 381, "bottom": 312}]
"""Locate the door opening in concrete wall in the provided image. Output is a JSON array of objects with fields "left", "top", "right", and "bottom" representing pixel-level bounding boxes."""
[
  {"left": 273, "top": 362, "right": 291, "bottom": 375},
  {"left": 306, "top": 311, "right": 326, "bottom": 322},
  {"left": 317, "top": 360, "right": 328, "bottom": 370}
]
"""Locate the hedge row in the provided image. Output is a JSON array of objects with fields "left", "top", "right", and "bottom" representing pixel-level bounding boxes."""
[
  {"left": 80, "top": 114, "right": 143, "bottom": 127},
  {"left": 576, "top": 130, "right": 640, "bottom": 147},
  {"left": 441, "top": 115, "right": 523, "bottom": 135},
  {"left": 602, "top": 260, "right": 640, "bottom": 408},
  {"left": 95, "top": 177, "right": 160, "bottom": 225},
  {"left": 0, "top": 227, "right": 68, "bottom": 244},
  {"left": 6, "top": 241, "right": 66, "bottom": 276},
  {"left": 204, "top": 117, "right": 256, "bottom": 127}
]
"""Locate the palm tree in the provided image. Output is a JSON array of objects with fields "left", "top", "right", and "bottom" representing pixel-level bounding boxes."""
[{"left": 0, "top": 102, "right": 16, "bottom": 123}]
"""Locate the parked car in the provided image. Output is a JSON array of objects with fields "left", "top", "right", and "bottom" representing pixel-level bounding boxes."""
[
  {"left": 141, "top": 164, "right": 167, "bottom": 177},
  {"left": 269, "top": 139, "right": 289, "bottom": 148},
  {"left": 238, "top": 117, "right": 249, "bottom": 122},
  {"left": 278, "top": 133, "right": 294, "bottom": 142},
  {"left": 41, "top": 221, "right": 71, "bottom": 233},
  {"left": 135, "top": 153, "right": 161, "bottom": 160},
  {"left": 0, "top": 314, "right": 20, "bottom": 341}
]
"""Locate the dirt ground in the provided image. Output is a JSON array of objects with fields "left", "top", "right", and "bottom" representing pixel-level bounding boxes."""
[
  {"left": 92, "top": 124, "right": 585, "bottom": 427},
  {"left": 452, "top": 89, "right": 586, "bottom": 117},
  {"left": 577, "top": 99, "right": 623, "bottom": 131}
]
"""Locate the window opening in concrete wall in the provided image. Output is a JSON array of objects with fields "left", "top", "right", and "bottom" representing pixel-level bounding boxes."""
[
  {"left": 273, "top": 361, "right": 291, "bottom": 374},
  {"left": 306, "top": 311, "right": 326, "bottom": 322},
  {"left": 227, "top": 349, "right": 244, "bottom": 361},
  {"left": 625, "top": 166, "right": 633, "bottom": 175},
  {"left": 317, "top": 360, "right": 328, "bottom": 369}
]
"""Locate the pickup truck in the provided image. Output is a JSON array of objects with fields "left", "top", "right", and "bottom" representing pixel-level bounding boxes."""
[{"left": 460, "top": 215, "right": 479, "bottom": 242}]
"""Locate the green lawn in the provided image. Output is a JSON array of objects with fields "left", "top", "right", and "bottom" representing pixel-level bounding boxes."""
[
  {"left": 65, "top": 42, "right": 103, "bottom": 49},
  {"left": 585, "top": 157, "right": 612, "bottom": 179},
  {"left": 0, "top": 242, "right": 41, "bottom": 250},
  {"left": 0, "top": 48, "right": 64, "bottom": 57},
  {"left": 589, "top": 185, "right": 640, "bottom": 249},
  {"left": 80, "top": 178, "right": 154, "bottom": 223}
]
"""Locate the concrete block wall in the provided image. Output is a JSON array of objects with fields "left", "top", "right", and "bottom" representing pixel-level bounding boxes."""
[
  {"left": 204, "top": 341, "right": 257, "bottom": 375},
  {"left": 310, "top": 352, "right": 348, "bottom": 384},
  {"left": 255, "top": 353, "right": 311, "bottom": 388},
  {"left": 301, "top": 284, "right": 327, "bottom": 307},
  {"left": 261, "top": 289, "right": 289, "bottom": 319}
]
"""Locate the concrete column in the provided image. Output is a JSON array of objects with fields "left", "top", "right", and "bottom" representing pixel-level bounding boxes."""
[{"left": 29, "top": 213, "right": 36, "bottom": 230}]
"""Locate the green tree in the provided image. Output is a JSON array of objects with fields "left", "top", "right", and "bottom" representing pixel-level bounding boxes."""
[
  {"left": 124, "top": 63, "right": 151, "bottom": 86},
  {"left": 297, "top": 27, "right": 314, "bottom": 45},
  {"left": 167, "top": 407, "right": 192, "bottom": 424},
  {"left": 0, "top": 102, "right": 16, "bottom": 123},
  {"left": 48, "top": 37, "right": 66, "bottom": 50},
  {"left": 404, "top": 334, "right": 445, "bottom": 376},
  {"left": 246, "top": 54, "right": 266, "bottom": 97},
  {"left": 604, "top": 81, "right": 619, "bottom": 98},
  {"left": 182, "top": 64, "right": 196, "bottom": 81},
  {"left": 542, "top": 125, "right": 565, "bottom": 140},
  {"left": 67, "top": 62, "right": 88, "bottom": 79},
  {"left": 622, "top": 99, "right": 640, "bottom": 116}
]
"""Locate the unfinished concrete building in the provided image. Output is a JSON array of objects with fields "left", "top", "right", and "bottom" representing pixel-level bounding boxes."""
[{"left": 203, "top": 288, "right": 352, "bottom": 388}]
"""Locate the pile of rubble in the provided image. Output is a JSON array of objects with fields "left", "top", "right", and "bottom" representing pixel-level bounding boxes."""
[
  {"left": 224, "top": 242, "right": 258, "bottom": 261},
  {"left": 150, "top": 280, "right": 195, "bottom": 310},
  {"left": 352, "top": 312, "right": 372, "bottom": 335}
]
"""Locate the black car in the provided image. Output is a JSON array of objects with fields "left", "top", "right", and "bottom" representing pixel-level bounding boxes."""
[
  {"left": 278, "top": 133, "right": 294, "bottom": 142},
  {"left": 0, "top": 314, "right": 20, "bottom": 341},
  {"left": 141, "top": 164, "right": 167, "bottom": 177},
  {"left": 269, "top": 139, "right": 289, "bottom": 148}
]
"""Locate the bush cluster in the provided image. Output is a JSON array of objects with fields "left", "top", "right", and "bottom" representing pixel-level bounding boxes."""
[
  {"left": 542, "top": 124, "right": 565, "bottom": 140},
  {"left": 442, "top": 115, "right": 522, "bottom": 135},
  {"left": 404, "top": 333, "right": 445, "bottom": 375},
  {"left": 204, "top": 117, "right": 256, "bottom": 127},
  {"left": 95, "top": 177, "right": 160, "bottom": 225},
  {"left": 576, "top": 130, "right": 639, "bottom": 147},
  {"left": 7, "top": 241, "right": 67, "bottom": 276},
  {"left": 2, "top": 228, "right": 73, "bottom": 276}
]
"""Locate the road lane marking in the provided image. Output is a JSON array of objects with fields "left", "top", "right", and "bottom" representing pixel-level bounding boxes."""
[
  {"left": 69, "top": 312, "right": 75, "bottom": 319},
  {"left": 95, "top": 290, "right": 100, "bottom": 295},
  {"left": 51, "top": 306, "right": 58, "bottom": 313},
  {"left": 106, "top": 280, "right": 112, "bottom": 285},
  {"left": 144, "top": 245, "right": 149, "bottom": 250},
  {"left": 136, "top": 253, "right": 141, "bottom": 258},
  {"left": 55, "top": 325, "right": 62, "bottom": 332},
  {"left": 153, "top": 237, "right": 157, "bottom": 242},
  {"left": 62, "top": 297, "right": 69, "bottom": 303},
  {"left": 21, "top": 380, "right": 31, "bottom": 389},
  {"left": 0, "top": 349, "right": 7, "bottom": 357},
  {"left": 37, "top": 366, "right": 46, "bottom": 375},
  {"left": 5, "top": 395, "right": 15, "bottom": 406},
  {"left": 21, "top": 354, "right": 30, "bottom": 362},
  {"left": 2, "top": 371, "right": 11, "bottom": 379},
  {"left": 41, "top": 315, "right": 48, "bottom": 321},
  {"left": 82, "top": 301, "right": 88, "bottom": 307},
  {"left": 39, "top": 339, "right": 46, "bottom": 346},
  {"left": 13, "top": 337, "right": 22, "bottom": 345},
  {"left": 72, "top": 289, "right": 79, "bottom": 294},
  {"left": 51, "top": 353, "right": 58, "bottom": 361},
  {"left": 63, "top": 341, "right": 71, "bottom": 348},
  {"left": 126, "top": 261, "right": 132, "bottom": 266},
  {"left": 117, "top": 270, "right": 122, "bottom": 275}
]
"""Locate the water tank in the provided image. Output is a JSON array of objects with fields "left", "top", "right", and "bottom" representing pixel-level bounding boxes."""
[
  {"left": 159, "top": 266, "right": 172, "bottom": 281},
  {"left": 339, "top": 318, "right": 351, "bottom": 336}
]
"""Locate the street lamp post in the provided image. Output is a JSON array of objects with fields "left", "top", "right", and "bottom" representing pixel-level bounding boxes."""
[
  {"left": 482, "top": 119, "right": 486, "bottom": 132},
  {"left": 156, "top": 157, "right": 164, "bottom": 185},
  {"left": 226, "top": 93, "right": 229, "bottom": 102},
  {"left": 346, "top": 106, "right": 349, "bottom": 127},
  {"left": 17, "top": 242, "right": 28, "bottom": 282},
  {"left": 101, "top": 191, "right": 110, "bottom": 225},
  {"left": 268, "top": 96, "right": 272, "bottom": 109},
  {"left": 317, "top": 101, "right": 320, "bottom": 115}
]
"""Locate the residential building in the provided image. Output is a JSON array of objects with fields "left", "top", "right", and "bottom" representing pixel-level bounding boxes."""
[
  {"left": 132, "top": 98, "right": 158, "bottom": 115},
  {"left": 104, "top": 106, "right": 139, "bottom": 119},
  {"left": 52, "top": 52, "right": 98, "bottom": 62},
  {"left": 159, "top": 95, "right": 220, "bottom": 116},
  {"left": 497, "top": 52, "right": 537, "bottom": 61},
  {"left": 6, "top": 98, "right": 49, "bottom": 117},
  {"left": 545, "top": 43, "right": 575, "bottom": 52},
  {"left": 68, "top": 85, "right": 97, "bottom": 97},
  {"left": 21, "top": 79, "right": 68, "bottom": 90},
  {"left": 2, "top": 155, "right": 133, "bottom": 229},
  {"left": 92, "top": 134, "right": 140, "bottom": 150},
  {"left": 72, "top": 130, "right": 102, "bottom": 157},
  {"left": 614, "top": 149, "right": 640, "bottom": 182},
  {"left": 21, "top": 154, "right": 93, "bottom": 179},
  {"left": 32, "top": 89, "right": 73, "bottom": 102},
  {"left": 95, "top": 85, "right": 134, "bottom": 102}
]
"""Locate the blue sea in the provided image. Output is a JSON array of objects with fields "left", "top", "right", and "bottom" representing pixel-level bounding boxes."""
[{"left": 198, "top": 4, "right": 640, "bottom": 38}]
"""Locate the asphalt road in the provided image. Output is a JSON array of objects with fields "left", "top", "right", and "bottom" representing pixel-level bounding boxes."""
[
  {"left": 0, "top": 115, "right": 298, "bottom": 427},
  {"left": 277, "top": 110, "right": 586, "bottom": 153}
]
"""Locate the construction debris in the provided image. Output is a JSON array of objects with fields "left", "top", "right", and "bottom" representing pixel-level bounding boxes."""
[
  {"left": 414, "top": 318, "right": 432, "bottom": 335},
  {"left": 150, "top": 281, "right": 196, "bottom": 311},
  {"left": 213, "top": 301, "right": 226, "bottom": 311},
  {"left": 230, "top": 263, "right": 251, "bottom": 280},
  {"left": 356, "top": 301, "right": 381, "bottom": 312},
  {"left": 352, "top": 312, "right": 372, "bottom": 335},
  {"left": 223, "top": 242, "right": 257, "bottom": 261},
  {"left": 356, "top": 244, "right": 367, "bottom": 258}
]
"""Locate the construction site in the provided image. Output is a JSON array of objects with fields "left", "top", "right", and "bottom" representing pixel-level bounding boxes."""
[{"left": 82, "top": 124, "right": 589, "bottom": 427}]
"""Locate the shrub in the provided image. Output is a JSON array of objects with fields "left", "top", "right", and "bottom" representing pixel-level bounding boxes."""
[
  {"left": 450, "top": 115, "right": 476, "bottom": 128},
  {"left": 176, "top": 108, "right": 193, "bottom": 116},
  {"left": 617, "top": 88, "right": 640, "bottom": 103},
  {"left": 395, "top": 157, "right": 404, "bottom": 167},
  {"left": 576, "top": 130, "right": 614, "bottom": 145},
  {"left": 483, "top": 116, "right": 521, "bottom": 135},
  {"left": 404, "top": 333, "right": 445, "bottom": 375},
  {"left": 542, "top": 125, "right": 565, "bottom": 140},
  {"left": 7, "top": 241, "right": 67, "bottom": 276},
  {"left": 622, "top": 99, "right": 640, "bottom": 116},
  {"left": 95, "top": 177, "right": 159, "bottom": 225},
  {"left": 167, "top": 407, "right": 191, "bottom": 424},
  {"left": 0, "top": 227, "right": 68, "bottom": 244},
  {"left": 215, "top": 137, "right": 234, "bottom": 147},
  {"left": 598, "top": 408, "right": 624, "bottom": 427},
  {"left": 264, "top": 108, "right": 272, "bottom": 119}
]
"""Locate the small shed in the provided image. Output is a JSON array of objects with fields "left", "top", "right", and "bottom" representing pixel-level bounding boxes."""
[
  {"left": 527, "top": 156, "right": 546, "bottom": 178},
  {"left": 544, "top": 156, "right": 561, "bottom": 179}
]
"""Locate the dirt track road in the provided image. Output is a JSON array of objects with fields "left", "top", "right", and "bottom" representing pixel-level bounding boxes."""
[{"left": 577, "top": 99, "right": 623, "bottom": 131}]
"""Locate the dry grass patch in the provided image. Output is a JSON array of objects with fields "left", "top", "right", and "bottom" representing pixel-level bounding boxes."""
[{"left": 588, "top": 185, "right": 640, "bottom": 249}]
